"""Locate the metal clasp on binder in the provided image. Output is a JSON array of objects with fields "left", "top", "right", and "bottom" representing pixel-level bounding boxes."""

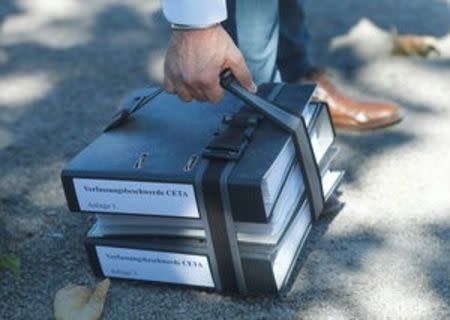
[{"left": 202, "top": 112, "right": 263, "bottom": 161}]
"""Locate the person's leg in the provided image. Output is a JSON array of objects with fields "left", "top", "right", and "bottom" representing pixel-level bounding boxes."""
[
  {"left": 276, "top": 0, "right": 402, "bottom": 131},
  {"left": 277, "top": 0, "right": 314, "bottom": 82},
  {"left": 223, "top": 0, "right": 281, "bottom": 84}
]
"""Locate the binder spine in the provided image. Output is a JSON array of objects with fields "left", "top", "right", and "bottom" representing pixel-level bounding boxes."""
[
  {"left": 61, "top": 175, "right": 80, "bottom": 212},
  {"left": 85, "top": 238, "right": 104, "bottom": 278},
  {"left": 241, "top": 258, "right": 278, "bottom": 294}
]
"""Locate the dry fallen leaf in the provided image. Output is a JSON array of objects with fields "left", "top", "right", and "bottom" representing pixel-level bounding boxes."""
[
  {"left": 391, "top": 28, "right": 440, "bottom": 57},
  {"left": 54, "top": 278, "right": 110, "bottom": 320}
]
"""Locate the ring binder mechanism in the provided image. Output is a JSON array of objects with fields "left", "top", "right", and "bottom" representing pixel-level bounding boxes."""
[{"left": 61, "top": 74, "right": 344, "bottom": 295}]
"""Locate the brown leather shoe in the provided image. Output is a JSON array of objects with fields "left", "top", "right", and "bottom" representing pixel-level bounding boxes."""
[{"left": 304, "top": 70, "right": 403, "bottom": 131}]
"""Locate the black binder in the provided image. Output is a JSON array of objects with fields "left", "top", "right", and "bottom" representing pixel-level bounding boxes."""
[
  {"left": 85, "top": 196, "right": 314, "bottom": 294},
  {"left": 61, "top": 72, "right": 341, "bottom": 294},
  {"left": 62, "top": 77, "right": 331, "bottom": 223}
]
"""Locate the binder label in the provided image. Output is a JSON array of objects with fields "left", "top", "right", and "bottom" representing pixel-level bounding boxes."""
[
  {"left": 96, "top": 246, "right": 215, "bottom": 287},
  {"left": 73, "top": 178, "right": 199, "bottom": 218}
]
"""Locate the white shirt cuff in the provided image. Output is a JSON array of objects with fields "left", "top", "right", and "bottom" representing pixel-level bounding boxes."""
[{"left": 162, "top": 0, "right": 227, "bottom": 26}]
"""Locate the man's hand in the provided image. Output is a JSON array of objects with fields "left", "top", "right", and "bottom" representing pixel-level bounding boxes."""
[{"left": 164, "top": 24, "right": 256, "bottom": 103}]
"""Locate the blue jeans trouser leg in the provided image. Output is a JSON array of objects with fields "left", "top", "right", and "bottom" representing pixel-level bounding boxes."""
[
  {"left": 277, "top": 0, "right": 314, "bottom": 82},
  {"left": 223, "top": 0, "right": 313, "bottom": 84},
  {"left": 223, "top": 0, "right": 281, "bottom": 84}
]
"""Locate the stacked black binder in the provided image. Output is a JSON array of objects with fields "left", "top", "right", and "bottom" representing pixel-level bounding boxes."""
[{"left": 62, "top": 73, "right": 344, "bottom": 295}]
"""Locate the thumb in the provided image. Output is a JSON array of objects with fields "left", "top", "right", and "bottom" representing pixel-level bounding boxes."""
[{"left": 228, "top": 53, "right": 257, "bottom": 93}]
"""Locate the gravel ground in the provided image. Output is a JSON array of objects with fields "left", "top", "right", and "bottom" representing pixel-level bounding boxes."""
[{"left": 0, "top": 0, "right": 449, "bottom": 319}]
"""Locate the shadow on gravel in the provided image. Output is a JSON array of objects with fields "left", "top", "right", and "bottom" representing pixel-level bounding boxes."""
[
  {"left": 0, "top": 4, "right": 171, "bottom": 315},
  {"left": 303, "top": 1, "right": 450, "bottom": 186},
  {"left": 0, "top": 2, "right": 170, "bottom": 317},
  {"left": 171, "top": 213, "right": 386, "bottom": 319},
  {"left": 305, "top": 0, "right": 450, "bottom": 117},
  {"left": 335, "top": 130, "right": 416, "bottom": 184},
  {"left": 0, "top": 2, "right": 169, "bottom": 248},
  {"left": 307, "top": 0, "right": 450, "bottom": 61},
  {"left": 425, "top": 221, "right": 450, "bottom": 308},
  {"left": 277, "top": 212, "right": 385, "bottom": 317}
]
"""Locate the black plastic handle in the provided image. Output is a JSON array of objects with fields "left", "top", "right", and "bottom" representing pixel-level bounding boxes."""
[{"left": 220, "top": 70, "right": 302, "bottom": 132}]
